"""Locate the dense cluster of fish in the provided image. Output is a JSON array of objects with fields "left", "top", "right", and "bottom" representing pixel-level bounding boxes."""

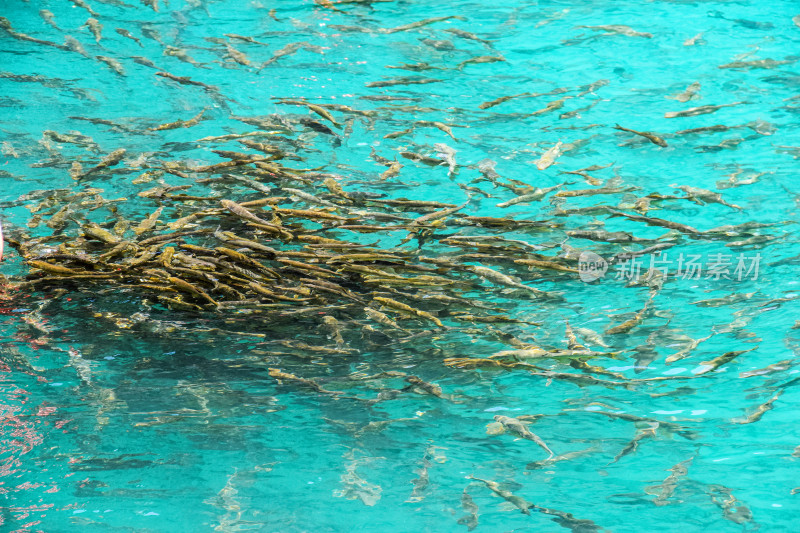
[{"left": 1, "top": 1, "right": 799, "bottom": 530}]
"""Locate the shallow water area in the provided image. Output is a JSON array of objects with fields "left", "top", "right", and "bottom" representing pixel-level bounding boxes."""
[{"left": 1, "top": 0, "right": 800, "bottom": 531}]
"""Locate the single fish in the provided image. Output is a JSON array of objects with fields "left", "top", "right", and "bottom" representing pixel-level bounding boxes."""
[
  {"left": 383, "top": 16, "right": 466, "bottom": 34},
  {"left": 614, "top": 124, "right": 668, "bottom": 147},
  {"left": 733, "top": 391, "right": 780, "bottom": 424},
  {"left": 116, "top": 28, "right": 143, "bottom": 47},
  {"left": 492, "top": 415, "right": 555, "bottom": 457},
  {"left": 578, "top": 24, "right": 653, "bottom": 38},
  {"left": 72, "top": 0, "right": 98, "bottom": 16},
  {"left": 64, "top": 35, "right": 90, "bottom": 58},
  {"left": 40, "top": 10, "right": 59, "bottom": 29},
  {"left": 479, "top": 92, "right": 529, "bottom": 110},
  {"left": 468, "top": 476, "right": 532, "bottom": 515},
  {"left": 85, "top": 17, "right": 102, "bottom": 43},
  {"left": 720, "top": 57, "right": 795, "bottom": 70},
  {"left": 457, "top": 488, "right": 479, "bottom": 530},
  {"left": 606, "top": 298, "right": 651, "bottom": 335},
  {"left": 445, "top": 28, "right": 494, "bottom": 47},
  {"left": 533, "top": 141, "right": 563, "bottom": 169},
  {"left": 457, "top": 55, "right": 505, "bottom": 70},
  {"left": 664, "top": 102, "right": 748, "bottom": 118},
  {"left": 683, "top": 32, "right": 704, "bottom": 46},
  {"left": 695, "top": 347, "right": 757, "bottom": 375},
  {"left": 96, "top": 55, "right": 126, "bottom": 76}
]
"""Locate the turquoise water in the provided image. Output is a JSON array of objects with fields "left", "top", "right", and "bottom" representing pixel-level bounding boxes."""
[{"left": 1, "top": 0, "right": 800, "bottom": 531}]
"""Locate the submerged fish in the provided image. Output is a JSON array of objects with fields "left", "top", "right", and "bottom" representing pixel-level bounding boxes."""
[{"left": 664, "top": 102, "right": 748, "bottom": 118}]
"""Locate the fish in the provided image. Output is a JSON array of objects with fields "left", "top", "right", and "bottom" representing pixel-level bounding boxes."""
[
  {"left": 322, "top": 315, "right": 345, "bottom": 347},
  {"left": 40, "top": 10, "right": 59, "bottom": 29},
  {"left": 613, "top": 124, "right": 668, "bottom": 147},
  {"left": 664, "top": 102, "right": 748, "bottom": 118},
  {"left": 373, "top": 297, "right": 444, "bottom": 328},
  {"left": 664, "top": 333, "right": 715, "bottom": 364},
  {"left": 96, "top": 55, "right": 126, "bottom": 76},
  {"left": 608, "top": 210, "right": 698, "bottom": 234},
  {"left": 577, "top": 79, "right": 610, "bottom": 97},
  {"left": 467, "top": 476, "right": 532, "bottom": 515},
  {"left": 133, "top": 207, "right": 163, "bottom": 236},
  {"left": 420, "top": 38, "right": 455, "bottom": 51},
  {"left": 457, "top": 488, "right": 479, "bottom": 530},
  {"left": 566, "top": 229, "right": 643, "bottom": 243},
  {"left": 492, "top": 415, "right": 555, "bottom": 457},
  {"left": 225, "top": 33, "right": 270, "bottom": 47},
  {"left": 225, "top": 43, "right": 251, "bottom": 66},
  {"left": 674, "top": 124, "right": 731, "bottom": 135},
  {"left": 739, "top": 359, "right": 792, "bottom": 378},
  {"left": 383, "top": 128, "right": 413, "bottom": 139},
  {"left": 668, "top": 82, "right": 701, "bottom": 103},
  {"left": 646, "top": 456, "right": 693, "bottom": 506},
  {"left": 149, "top": 109, "right": 206, "bottom": 131},
  {"left": 380, "top": 161, "right": 403, "bottom": 180},
  {"left": 578, "top": 24, "right": 653, "bottom": 38},
  {"left": 400, "top": 151, "right": 444, "bottom": 167},
  {"left": 683, "top": 32, "right": 704, "bottom": 46},
  {"left": 434, "top": 143, "right": 457, "bottom": 175},
  {"left": 72, "top": 0, "right": 99, "bottom": 16},
  {"left": 43, "top": 130, "right": 100, "bottom": 152},
  {"left": 469, "top": 265, "right": 552, "bottom": 298},
  {"left": 671, "top": 185, "right": 742, "bottom": 209},
  {"left": 64, "top": 35, "right": 90, "bottom": 58},
  {"left": 0, "top": 219, "right": 4, "bottom": 262},
  {"left": 695, "top": 347, "right": 757, "bottom": 375},
  {"left": 708, "top": 484, "right": 756, "bottom": 526},
  {"left": 533, "top": 141, "right": 563, "bottom": 170},
  {"left": 415, "top": 120, "right": 459, "bottom": 140},
  {"left": 259, "top": 42, "right": 319, "bottom": 68},
  {"left": 140, "top": 25, "right": 163, "bottom": 45},
  {"left": 528, "top": 446, "right": 599, "bottom": 471},
  {"left": 445, "top": 28, "right": 494, "bottom": 47},
  {"left": 718, "top": 58, "right": 795, "bottom": 69},
  {"left": 528, "top": 97, "right": 571, "bottom": 117},
  {"left": 691, "top": 292, "right": 755, "bottom": 307},
  {"left": 564, "top": 319, "right": 585, "bottom": 350},
  {"left": 733, "top": 391, "right": 780, "bottom": 424},
  {"left": 457, "top": 55, "right": 505, "bottom": 70},
  {"left": 404, "top": 375, "right": 447, "bottom": 399},
  {"left": 708, "top": 10, "right": 774, "bottom": 30},
  {"left": 333, "top": 451, "right": 382, "bottom": 506},
  {"left": 366, "top": 77, "right": 443, "bottom": 88},
  {"left": 382, "top": 16, "right": 466, "bottom": 34},
  {"left": 164, "top": 46, "right": 209, "bottom": 69},
  {"left": 85, "top": 18, "right": 103, "bottom": 43},
  {"left": 573, "top": 327, "right": 609, "bottom": 348},
  {"left": 606, "top": 298, "right": 651, "bottom": 335},
  {"left": 28, "top": 260, "right": 81, "bottom": 276},
  {"left": 559, "top": 98, "right": 605, "bottom": 119},
  {"left": 611, "top": 243, "right": 677, "bottom": 262},
  {"left": 115, "top": 28, "right": 143, "bottom": 47},
  {"left": 535, "top": 8, "right": 571, "bottom": 28},
  {"left": 608, "top": 423, "right": 658, "bottom": 465},
  {"left": 166, "top": 275, "right": 216, "bottom": 307},
  {"left": 269, "top": 368, "right": 343, "bottom": 395},
  {"left": 479, "top": 93, "right": 529, "bottom": 110},
  {"left": 364, "top": 307, "right": 407, "bottom": 332},
  {"left": 77, "top": 148, "right": 127, "bottom": 179}
]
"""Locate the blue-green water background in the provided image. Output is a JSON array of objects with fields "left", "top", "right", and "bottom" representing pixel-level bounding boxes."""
[{"left": 1, "top": 0, "right": 800, "bottom": 531}]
